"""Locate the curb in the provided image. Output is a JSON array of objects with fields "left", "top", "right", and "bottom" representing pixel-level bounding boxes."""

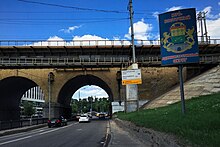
[{"left": 103, "top": 120, "right": 111, "bottom": 147}]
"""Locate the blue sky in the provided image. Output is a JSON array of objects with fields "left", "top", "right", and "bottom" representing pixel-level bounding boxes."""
[
  {"left": 0, "top": 0, "right": 219, "bottom": 99},
  {"left": 0, "top": 0, "right": 219, "bottom": 41},
  {"left": 73, "top": 85, "right": 108, "bottom": 100}
]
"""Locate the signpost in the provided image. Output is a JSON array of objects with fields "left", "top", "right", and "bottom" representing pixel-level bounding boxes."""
[
  {"left": 121, "top": 69, "right": 142, "bottom": 85},
  {"left": 121, "top": 65, "right": 142, "bottom": 112},
  {"left": 159, "top": 8, "right": 199, "bottom": 114}
]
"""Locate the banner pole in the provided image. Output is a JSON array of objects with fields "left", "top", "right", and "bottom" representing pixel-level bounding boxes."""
[{"left": 178, "top": 65, "right": 186, "bottom": 114}]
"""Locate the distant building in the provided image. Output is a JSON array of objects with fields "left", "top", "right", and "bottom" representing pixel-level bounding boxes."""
[{"left": 20, "top": 86, "right": 45, "bottom": 118}]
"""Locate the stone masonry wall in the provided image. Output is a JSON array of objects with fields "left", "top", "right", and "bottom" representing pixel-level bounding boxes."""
[{"left": 144, "top": 65, "right": 220, "bottom": 109}]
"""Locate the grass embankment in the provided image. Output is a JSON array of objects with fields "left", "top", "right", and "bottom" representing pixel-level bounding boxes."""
[{"left": 117, "top": 93, "right": 220, "bottom": 147}]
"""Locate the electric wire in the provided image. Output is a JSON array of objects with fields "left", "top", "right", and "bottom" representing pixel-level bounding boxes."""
[{"left": 18, "top": 0, "right": 128, "bottom": 14}]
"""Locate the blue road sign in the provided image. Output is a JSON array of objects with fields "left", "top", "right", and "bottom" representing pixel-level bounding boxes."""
[{"left": 159, "top": 8, "right": 199, "bottom": 66}]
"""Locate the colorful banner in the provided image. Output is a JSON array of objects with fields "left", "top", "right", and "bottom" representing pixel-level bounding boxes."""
[{"left": 159, "top": 8, "right": 199, "bottom": 66}]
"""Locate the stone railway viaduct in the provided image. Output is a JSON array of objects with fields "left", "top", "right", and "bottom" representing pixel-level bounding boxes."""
[
  {"left": 0, "top": 67, "right": 179, "bottom": 120},
  {"left": 0, "top": 40, "right": 219, "bottom": 120}
]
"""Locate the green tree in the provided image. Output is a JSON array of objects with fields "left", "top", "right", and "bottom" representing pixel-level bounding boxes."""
[
  {"left": 82, "top": 99, "right": 88, "bottom": 112},
  {"left": 71, "top": 99, "right": 78, "bottom": 113},
  {"left": 23, "top": 101, "right": 35, "bottom": 117}
]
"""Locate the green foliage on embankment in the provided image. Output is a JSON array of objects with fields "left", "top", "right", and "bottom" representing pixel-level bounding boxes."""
[{"left": 117, "top": 93, "right": 220, "bottom": 147}]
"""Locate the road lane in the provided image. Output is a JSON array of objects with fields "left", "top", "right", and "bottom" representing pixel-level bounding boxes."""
[{"left": 0, "top": 120, "right": 108, "bottom": 147}]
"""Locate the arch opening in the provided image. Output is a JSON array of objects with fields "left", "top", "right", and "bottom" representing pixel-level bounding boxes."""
[
  {"left": 57, "top": 74, "right": 113, "bottom": 118},
  {"left": 20, "top": 86, "right": 45, "bottom": 118},
  {"left": 0, "top": 76, "right": 38, "bottom": 121},
  {"left": 71, "top": 85, "right": 110, "bottom": 116}
]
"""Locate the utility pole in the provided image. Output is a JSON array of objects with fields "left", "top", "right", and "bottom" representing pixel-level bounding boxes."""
[
  {"left": 203, "top": 12, "right": 209, "bottom": 43},
  {"left": 126, "top": 0, "right": 139, "bottom": 112},
  {"left": 129, "top": 0, "right": 136, "bottom": 63},
  {"left": 198, "top": 12, "right": 208, "bottom": 43}
]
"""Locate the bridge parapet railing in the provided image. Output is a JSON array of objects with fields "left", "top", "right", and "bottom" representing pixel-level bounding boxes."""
[
  {"left": 0, "top": 118, "right": 48, "bottom": 131},
  {"left": 0, "top": 40, "right": 132, "bottom": 46},
  {"left": 0, "top": 54, "right": 219, "bottom": 67},
  {"left": 0, "top": 37, "right": 218, "bottom": 46}
]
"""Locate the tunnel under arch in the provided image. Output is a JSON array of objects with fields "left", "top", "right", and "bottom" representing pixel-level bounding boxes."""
[
  {"left": 0, "top": 76, "right": 37, "bottom": 121},
  {"left": 57, "top": 74, "right": 113, "bottom": 118}
]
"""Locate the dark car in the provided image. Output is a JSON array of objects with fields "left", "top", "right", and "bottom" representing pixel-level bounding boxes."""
[
  {"left": 48, "top": 116, "right": 67, "bottom": 128},
  {"left": 98, "top": 113, "right": 106, "bottom": 119}
]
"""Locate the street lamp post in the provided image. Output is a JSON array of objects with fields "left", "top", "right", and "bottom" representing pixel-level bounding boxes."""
[
  {"left": 90, "top": 96, "right": 93, "bottom": 113},
  {"left": 48, "top": 72, "right": 54, "bottom": 120}
]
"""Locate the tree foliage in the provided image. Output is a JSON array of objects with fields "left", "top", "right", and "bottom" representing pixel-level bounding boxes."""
[
  {"left": 71, "top": 97, "right": 110, "bottom": 113},
  {"left": 23, "top": 101, "right": 35, "bottom": 116}
]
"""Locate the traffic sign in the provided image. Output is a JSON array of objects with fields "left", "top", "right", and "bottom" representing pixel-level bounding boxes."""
[{"left": 121, "top": 69, "right": 142, "bottom": 85}]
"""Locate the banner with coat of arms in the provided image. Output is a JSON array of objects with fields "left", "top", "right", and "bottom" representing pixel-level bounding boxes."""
[{"left": 159, "top": 8, "right": 199, "bottom": 66}]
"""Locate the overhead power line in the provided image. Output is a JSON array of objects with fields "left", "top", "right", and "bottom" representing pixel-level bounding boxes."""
[
  {"left": 0, "top": 18, "right": 129, "bottom": 25},
  {"left": 18, "top": 0, "right": 128, "bottom": 14}
]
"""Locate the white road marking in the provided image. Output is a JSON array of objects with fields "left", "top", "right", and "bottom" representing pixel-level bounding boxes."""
[
  {"left": 0, "top": 136, "right": 32, "bottom": 145},
  {"left": 39, "top": 128, "right": 60, "bottom": 135},
  {"left": 39, "top": 124, "right": 73, "bottom": 135},
  {"left": 0, "top": 129, "right": 45, "bottom": 140},
  {"left": 0, "top": 123, "right": 75, "bottom": 145}
]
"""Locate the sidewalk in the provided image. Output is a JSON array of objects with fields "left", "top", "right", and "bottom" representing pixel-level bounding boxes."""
[
  {"left": 0, "top": 124, "right": 47, "bottom": 137},
  {"left": 108, "top": 120, "right": 146, "bottom": 147}
]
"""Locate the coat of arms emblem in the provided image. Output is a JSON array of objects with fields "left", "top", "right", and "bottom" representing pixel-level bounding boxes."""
[{"left": 161, "top": 22, "right": 195, "bottom": 53}]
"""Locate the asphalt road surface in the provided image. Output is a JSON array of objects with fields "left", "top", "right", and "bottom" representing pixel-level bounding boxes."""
[{"left": 0, "top": 120, "right": 108, "bottom": 147}]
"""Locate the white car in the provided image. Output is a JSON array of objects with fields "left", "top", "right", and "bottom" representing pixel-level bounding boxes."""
[{"left": 79, "top": 115, "right": 90, "bottom": 123}]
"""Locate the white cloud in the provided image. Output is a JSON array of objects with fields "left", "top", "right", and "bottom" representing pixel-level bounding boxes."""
[
  {"left": 202, "top": 6, "right": 220, "bottom": 19},
  {"left": 73, "top": 34, "right": 107, "bottom": 41},
  {"left": 27, "top": 34, "right": 131, "bottom": 46},
  {"left": 153, "top": 6, "right": 183, "bottom": 20},
  {"left": 219, "top": 2, "right": 220, "bottom": 5},
  {"left": 125, "top": 19, "right": 153, "bottom": 41},
  {"left": 166, "top": 6, "right": 183, "bottom": 12},
  {"left": 59, "top": 25, "right": 81, "bottom": 33},
  {"left": 72, "top": 34, "right": 130, "bottom": 46},
  {"left": 153, "top": 11, "right": 159, "bottom": 19},
  {"left": 31, "top": 36, "right": 66, "bottom": 46},
  {"left": 206, "top": 18, "right": 220, "bottom": 39},
  {"left": 71, "top": 34, "right": 109, "bottom": 46}
]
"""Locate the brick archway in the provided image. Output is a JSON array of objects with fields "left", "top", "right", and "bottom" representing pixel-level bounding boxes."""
[
  {"left": 0, "top": 76, "right": 37, "bottom": 120},
  {"left": 57, "top": 74, "right": 113, "bottom": 118}
]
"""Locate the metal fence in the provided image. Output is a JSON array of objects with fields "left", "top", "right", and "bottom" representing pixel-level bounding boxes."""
[
  {"left": 0, "top": 118, "right": 48, "bottom": 131},
  {"left": 0, "top": 54, "right": 219, "bottom": 67},
  {"left": 0, "top": 37, "right": 218, "bottom": 46}
]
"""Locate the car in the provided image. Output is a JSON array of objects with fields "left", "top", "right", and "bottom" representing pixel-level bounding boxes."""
[
  {"left": 48, "top": 116, "right": 67, "bottom": 128},
  {"left": 98, "top": 113, "right": 106, "bottom": 119},
  {"left": 79, "top": 115, "right": 90, "bottom": 123}
]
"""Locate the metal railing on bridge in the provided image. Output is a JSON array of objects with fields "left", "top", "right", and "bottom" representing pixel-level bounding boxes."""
[
  {"left": 0, "top": 56, "right": 161, "bottom": 68},
  {"left": 0, "top": 37, "right": 219, "bottom": 46},
  {"left": 0, "top": 54, "right": 219, "bottom": 68}
]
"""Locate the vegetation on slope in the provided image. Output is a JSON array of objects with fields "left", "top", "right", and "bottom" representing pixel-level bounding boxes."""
[{"left": 117, "top": 93, "right": 220, "bottom": 147}]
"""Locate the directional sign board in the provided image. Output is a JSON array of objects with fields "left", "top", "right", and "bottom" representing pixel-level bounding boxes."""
[{"left": 121, "top": 69, "right": 142, "bottom": 85}]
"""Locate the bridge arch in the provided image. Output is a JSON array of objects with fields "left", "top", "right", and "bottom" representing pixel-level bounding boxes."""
[
  {"left": 0, "top": 76, "right": 38, "bottom": 120},
  {"left": 57, "top": 74, "right": 113, "bottom": 118}
]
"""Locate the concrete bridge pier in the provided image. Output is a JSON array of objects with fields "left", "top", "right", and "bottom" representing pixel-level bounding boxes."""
[
  {"left": 0, "top": 108, "right": 20, "bottom": 121},
  {"left": 43, "top": 102, "right": 72, "bottom": 119}
]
